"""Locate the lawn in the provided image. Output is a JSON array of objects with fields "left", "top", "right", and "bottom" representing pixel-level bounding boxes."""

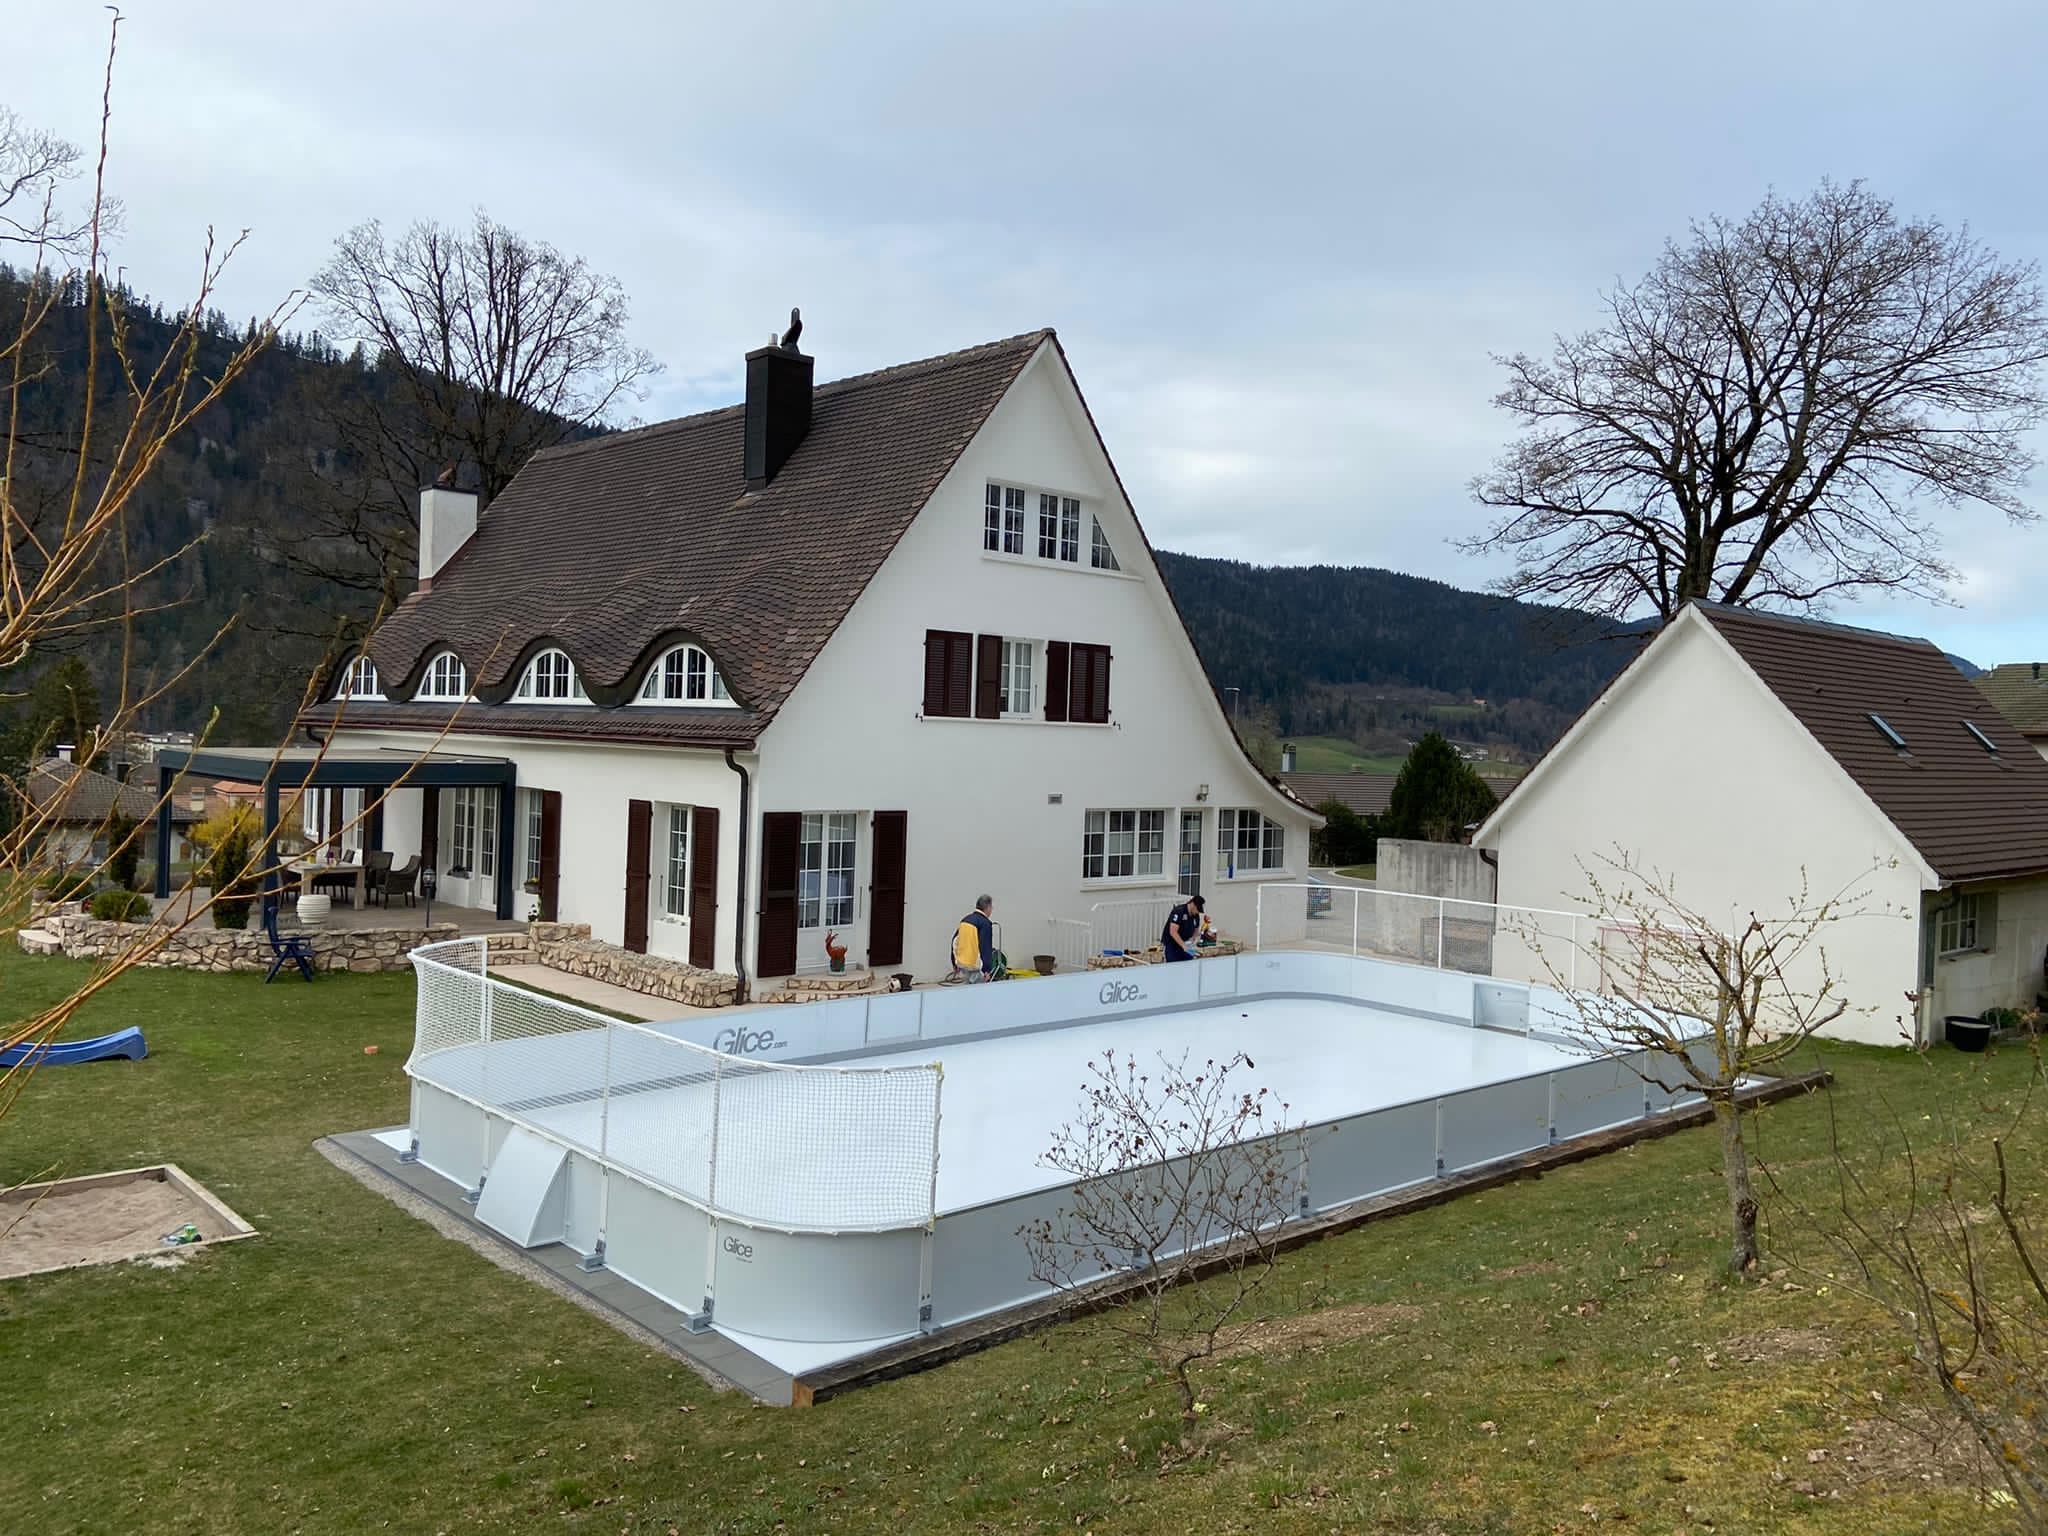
[
  {"left": 0, "top": 946, "right": 2026, "bottom": 1533},
  {"left": 1282, "top": 736, "right": 1408, "bottom": 775}
]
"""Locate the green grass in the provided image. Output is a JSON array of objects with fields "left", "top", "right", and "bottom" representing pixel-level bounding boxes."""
[
  {"left": 1334, "top": 864, "right": 1377, "bottom": 881},
  {"left": 0, "top": 948, "right": 2024, "bottom": 1533},
  {"left": 1284, "top": 736, "right": 1408, "bottom": 774}
]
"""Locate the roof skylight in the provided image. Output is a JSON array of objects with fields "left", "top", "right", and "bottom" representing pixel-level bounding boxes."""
[
  {"left": 1867, "top": 712, "right": 1907, "bottom": 750},
  {"left": 1964, "top": 720, "right": 2000, "bottom": 755}
]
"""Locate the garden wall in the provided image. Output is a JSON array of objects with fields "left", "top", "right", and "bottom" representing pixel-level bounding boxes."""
[{"left": 528, "top": 922, "right": 740, "bottom": 1008}]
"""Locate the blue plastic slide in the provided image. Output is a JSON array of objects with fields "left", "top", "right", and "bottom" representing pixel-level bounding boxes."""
[{"left": 0, "top": 1026, "right": 147, "bottom": 1067}]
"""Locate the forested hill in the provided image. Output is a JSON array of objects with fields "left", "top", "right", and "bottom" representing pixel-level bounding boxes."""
[{"left": 1153, "top": 552, "right": 1646, "bottom": 761}]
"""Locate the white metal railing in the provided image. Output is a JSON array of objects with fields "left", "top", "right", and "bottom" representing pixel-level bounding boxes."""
[
  {"left": 406, "top": 938, "right": 942, "bottom": 1234},
  {"left": 1252, "top": 882, "right": 1621, "bottom": 992},
  {"left": 1086, "top": 894, "right": 1181, "bottom": 958},
  {"left": 1042, "top": 917, "right": 1094, "bottom": 974}
]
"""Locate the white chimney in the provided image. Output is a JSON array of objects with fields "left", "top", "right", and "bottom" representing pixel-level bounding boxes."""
[
  {"left": 1280, "top": 742, "right": 1297, "bottom": 773},
  {"left": 54, "top": 743, "right": 73, "bottom": 764},
  {"left": 418, "top": 483, "right": 480, "bottom": 589}
]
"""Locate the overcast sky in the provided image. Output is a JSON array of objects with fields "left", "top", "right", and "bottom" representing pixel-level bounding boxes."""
[{"left": 12, "top": 1, "right": 2048, "bottom": 664}]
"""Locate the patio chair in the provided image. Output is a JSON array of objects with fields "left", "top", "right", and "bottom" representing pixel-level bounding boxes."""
[
  {"left": 308, "top": 851, "right": 361, "bottom": 897},
  {"left": 262, "top": 901, "right": 316, "bottom": 984},
  {"left": 363, "top": 849, "right": 394, "bottom": 900},
  {"left": 380, "top": 855, "right": 420, "bottom": 909}
]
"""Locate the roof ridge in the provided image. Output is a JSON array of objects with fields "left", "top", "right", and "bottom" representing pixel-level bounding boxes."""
[
  {"left": 1691, "top": 599, "right": 1941, "bottom": 653},
  {"left": 530, "top": 328, "right": 1055, "bottom": 466}
]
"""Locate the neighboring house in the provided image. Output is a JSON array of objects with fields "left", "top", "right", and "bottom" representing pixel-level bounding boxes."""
[
  {"left": 28, "top": 756, "right": 201, "bottom": 870},
  {"left": 1279, "top": 771, "right": 1398, "bottom": 820},
  {"left": 1475, "top": 603, "right": 2048, "bottom": 1046},
  {"left": 1976, "top": 662, "right": 2048, "bottom": 762},
  {"left": 309, "top": 328, "right": 1314, "bottom": 987}
]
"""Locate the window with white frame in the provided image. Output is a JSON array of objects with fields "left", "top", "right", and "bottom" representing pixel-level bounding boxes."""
[
  {"left": 1090, "top": 515, "right": 1121, "bottom": 571},
  {"left": 414, "top": 651, "right": 470, "bottom": 701},
  {"left": 512, "top": 648, "right": 587, "bottom": 702},
  {"left": 1082, "top": 809, "right": 1166, "bottom": 881},
  {"left": 1937, "top": 891, "right": 1995, "bottom": 956},
  {"left": 984, "top": 483, "right": 1026, "bottom": 555},
  {"left": 797, "top": 812, "right": 857, "bottom": 928},
  {"left": 635, "top": 644, "right": 733, "bottom": 705},
  {"left": 335, "top": 655, "right": 383, "bottom": 699},
  {"left": 523, "top": 789, "right": 544, "bottom": 886},
  {"left": 1036, "top": 494, "right": 1082, "bottom": 563},
  {"left": 1178, "top": 810, "right": 1204, "bottom": 895},
  {"left": 1217, "top": 808, "right": 1285, "bottom": 876},
  {"left": 1000, "top": 638, "right": 1034, "bottom": 716},
  {"left": 662, "top": 804, "right": 690, "bottom": 919},
  {"left": 450, "top": 786, "right": 498, "bottom": 878}
]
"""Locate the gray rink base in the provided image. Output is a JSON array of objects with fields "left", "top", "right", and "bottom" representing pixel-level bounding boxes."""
[
  {"left": 316, "top": 1130, "right": 797, "bottom": 1405},
  {"left": 322, "top": 1067, "right": 1825, "bottom": 1409}
]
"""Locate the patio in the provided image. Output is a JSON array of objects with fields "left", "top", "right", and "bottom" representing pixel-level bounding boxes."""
[
  {"left": 148, "top": 886, "right": 525, "bottom": 938},
  {"left": 151, "top": 744, "right": 520, "bottom": 920}
]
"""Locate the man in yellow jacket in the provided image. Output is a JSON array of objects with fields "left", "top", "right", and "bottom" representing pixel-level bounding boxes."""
[{"left": 951, "top": 894, "right": 997, "bottom": 983}]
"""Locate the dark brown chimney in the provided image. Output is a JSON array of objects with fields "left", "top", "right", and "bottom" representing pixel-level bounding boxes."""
[{"left": 743, "top": 342, "right": 813, "bottom": 490}]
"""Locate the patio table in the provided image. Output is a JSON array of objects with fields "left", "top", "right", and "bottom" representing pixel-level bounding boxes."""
[{"left": 292, "top": 857, "right": 366, "bottom": 910}]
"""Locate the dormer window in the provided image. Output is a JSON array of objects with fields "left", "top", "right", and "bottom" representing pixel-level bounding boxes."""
[
  {"left": 513, "top": 648, "right": 588, "bottom": 703},
  {"left": 635, "top": 644, "right": 734, "bottom": 706},
  {"left": 335, "top": 656, "right": 383, "bottom": 700},
  {"left": 414, "top": 651, "right": 471, "bottom": 702}
]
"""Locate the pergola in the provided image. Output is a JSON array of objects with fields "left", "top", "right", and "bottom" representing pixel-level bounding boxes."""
[{"left": 153, "top": 745, "right": 519, "bottom": 918}]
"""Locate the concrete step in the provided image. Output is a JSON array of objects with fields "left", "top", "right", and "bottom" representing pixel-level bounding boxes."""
[{"left": 15, "top": 928, "right": 61, "bottom": 956}]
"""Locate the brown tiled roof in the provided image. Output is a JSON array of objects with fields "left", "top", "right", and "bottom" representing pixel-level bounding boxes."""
[
  {"left": 1279, "top": 771, "right": 1398, "bottom": 817},
  {"left": 1697, "top": 604, "right": 2048, "bottom": 884},
  {"left": 355, "top": 331, "right": 1052, "bottom": 746},
  {"left": 1976, "top": 663, "right": 2048, "bottom": 737},
  {"left": 29, "top": 757, "right": 201, "bottom": 825}
]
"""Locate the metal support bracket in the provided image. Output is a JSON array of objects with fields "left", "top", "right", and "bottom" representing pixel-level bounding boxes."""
[{"left": 577, "top": 1240, "right": 607, "bottom": 1273}]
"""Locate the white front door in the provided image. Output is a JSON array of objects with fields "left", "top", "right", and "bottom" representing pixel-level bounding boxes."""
[{"left": 795, "top": 811, "right": 862, "bottom": 971}]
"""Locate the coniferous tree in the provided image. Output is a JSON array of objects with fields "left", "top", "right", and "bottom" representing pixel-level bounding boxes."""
[{"left": 1382, "top": 732, "right": 1497, "bottom": 843}]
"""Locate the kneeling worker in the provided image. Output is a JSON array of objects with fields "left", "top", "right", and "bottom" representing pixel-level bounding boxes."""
[
  {"left": 1161, "top": 893, "right": 1206, "bottom": 962},
  {"left": 952, "top": 894, "right": 997, "bottom": 983}
]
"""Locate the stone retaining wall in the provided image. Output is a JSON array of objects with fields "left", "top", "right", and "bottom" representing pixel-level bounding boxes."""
[
  {"left": 528, "top": 926, "right": 739, "bottom": 1009},
  {"left": 32, "top": 912, "right": 462, "bottom": 973}
]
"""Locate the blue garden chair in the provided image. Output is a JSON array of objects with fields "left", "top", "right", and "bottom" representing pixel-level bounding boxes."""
[{"left": 263, "top": 901, "right": 317, "bottom": 984}]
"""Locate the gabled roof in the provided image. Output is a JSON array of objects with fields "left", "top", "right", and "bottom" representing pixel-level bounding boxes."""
[
  {"left": 1695, "top": 605, "right": 2048, "bottom": 884},
  {"left": 29, "top": 757, "right": 201, "bottom": 825},
  {"left": 345, "top": 331, "right": 1052, "bottom": 746},
  {"left": 1976, "top": 662, "right": 2048, "bottom": 737},
  {"left": 1279, "top": 771, "right": 1398, "bottom": 818}
]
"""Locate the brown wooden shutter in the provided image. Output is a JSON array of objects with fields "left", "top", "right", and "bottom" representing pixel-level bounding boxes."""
[
  {"left": 623, "top": 798, "right": 652, "bottom": 954},
  {"left": 420, "top": 787, "right": 440, "bottom": 871},
  {"left": 869, "top": 810, "right": 907, "bottom": 967},
  {"left": 924, "top": 628, "right": 973, "bottom": 718},
  {"left": 538, "top": 789, "right": 562, "bottom": 922},
  {"left": 757, "top": 811, "right": 801, "bottom": 978},
  {"left": 1044, "top": 641, "right": 1070, "bottom": 722},
  {"left": 974, "top": 635, "right": 1003, "bottom": 719},
  {"left": 1086, "top": 644, "right": 1112, "bottom": 723},
  {"left": 688, "top": 805, "right": 719, "bottom": 970}
]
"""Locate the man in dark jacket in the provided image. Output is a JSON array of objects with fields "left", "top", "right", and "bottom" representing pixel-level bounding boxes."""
[{"left": 1160, "top": 893, "right": 1205, "bottom": 962}]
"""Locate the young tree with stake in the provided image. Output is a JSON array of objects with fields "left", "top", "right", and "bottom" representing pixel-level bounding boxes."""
[{"left": 1526, "top": 852, "right": 1901, "bottom": 1273}]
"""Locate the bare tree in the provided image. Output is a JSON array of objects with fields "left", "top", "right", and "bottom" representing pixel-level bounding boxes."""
[
  {"left": 1769, "top": 1039, "right": 2048, "bottom": 1528},
  {"left": 1020, "top": 1050, "right": 1301, "bottom": 1424},
  {"left": 0, "top": 105, "right": 105, "bottom": 257},
  {"left": 1463, "top": 182, "right": 2048, "bottom": 621},
  {"left": 287, "top": 210, "right": 662, "bottom": 608},
  {"left": 1524, "top": 853, "right": 1903, "bottom": 1272},
  {"left": 0, "top": 20, "right": 295, "bottom": 1108}
]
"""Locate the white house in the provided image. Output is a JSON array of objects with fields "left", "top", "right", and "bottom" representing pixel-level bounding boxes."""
[
  {"left": 1475, "top": 603, "right": 2048, "bottom": 1046},
  {"left": 307, "top": 327, "right": 1313, "bottom": 994}
]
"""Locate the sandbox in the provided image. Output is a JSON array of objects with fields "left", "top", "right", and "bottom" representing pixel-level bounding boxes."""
[{"left": 0, "top": 1164, "right": 257, "bottom": 1279}]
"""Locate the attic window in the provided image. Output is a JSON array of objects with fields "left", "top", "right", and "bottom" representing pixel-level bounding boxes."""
[
  {"left": 512, "top": 648, "right": 588, "bottom": 704},
  {"left": 335, "top": 656, "right": 383, "bottom": 701},
  {"left": 1867, "top": 712, "right": 1907, "bottom": 751},
  {"left": 635, "top": 644, "right": 734, "bottom": 706},
  {"left": 414, "top": 651, "right": 471, "bottom": 702},
  {"left": 1964, "top": 720, "right": 2000, "bottom": 755}
]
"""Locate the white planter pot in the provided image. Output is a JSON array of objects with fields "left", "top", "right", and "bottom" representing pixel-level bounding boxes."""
[{"left": 295, "top": 893, "right": 332, "bottom": 928}]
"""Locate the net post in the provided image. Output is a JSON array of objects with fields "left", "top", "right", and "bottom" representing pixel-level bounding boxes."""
[
  {"left": 917, "top": 1062, "right": 944, "bottom": 1331},
  {"left": 1350, "top": 889, "right": 1360, "bottom": 958},
  {"left": 1435, "top": 897, "right": 1446, "bottom": 969},
  {"left": 1255, "top": 885, "right": 1264, "bottom": 953},
  {"left": 692, "top": 1055, "right": 723, "bottom": 1331}
]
